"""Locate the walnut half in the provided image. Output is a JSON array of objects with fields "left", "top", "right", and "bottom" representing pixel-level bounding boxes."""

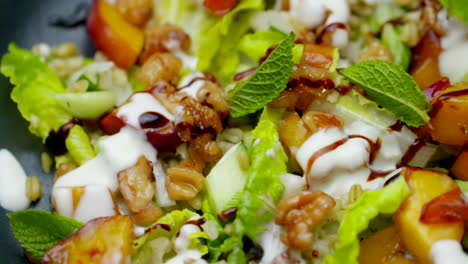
[{"left": 275, "top": 190, "right": 336, "bottom": 250}]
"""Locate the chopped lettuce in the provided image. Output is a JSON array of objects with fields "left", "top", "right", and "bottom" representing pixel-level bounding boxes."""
[
  {"left": 368, "top": 3, "right": 403, "bottom": 33},
  {"left": 239, "top": 29, "right": 304, "bottom": 64},
  {"left": 324, "top": 177, "right": 410, "bottom": 264},
  {"left": 381, "top": 24, "right": 411, "bottom": 70},
  {"left": 65, "top": 125, "right": 96, "bottom": 165},
  {"left": 132, "top": 210, "right": 208, "bottom": 264},
  {"left": 197, "top": 0, "right": 265, "bottom": 83},
  {"left": 220, "top": 107, "right": 287, "bottom": 263},
  {"left": 1, "top": 44, "right": 72, "bottom": 140}
]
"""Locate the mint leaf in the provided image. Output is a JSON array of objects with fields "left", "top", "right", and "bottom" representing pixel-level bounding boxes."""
[
  {"left": 228, "top": 33, "right": 295, "bottom": 117},
  {"left": 8, "top": 210, "right": 83, "bottom": 261},
  {"left": 339, "top": 60, "right": 430, "bottom": 127},
  {"left": 439, "top": 0, "right": 468, "bottom": 23}
]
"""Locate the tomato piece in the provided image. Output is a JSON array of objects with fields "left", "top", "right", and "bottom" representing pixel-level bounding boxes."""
[
  {"left": 203, "top": 0, "right": 237, "bottom": 17},
  {"left": 420, "top": 188, "right": 468, "bottom": 224},
  {"left": 100, "top": 114, "right": 126, "bottom": 135}
]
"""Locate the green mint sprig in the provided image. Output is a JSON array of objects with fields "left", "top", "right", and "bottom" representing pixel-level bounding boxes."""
[
  {"left": 8, "top": 210, "right": 83, "bottom": 261},
  {"left": 339, "top": 60, "right": 430, "bottom": 127},
  {"left": 228, "top": 33, "right": 295, "bottom": 117}
]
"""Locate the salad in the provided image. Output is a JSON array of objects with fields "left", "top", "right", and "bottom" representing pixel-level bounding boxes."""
[{"left": 1, "top": 0, "right": 468, "bottom": 263}]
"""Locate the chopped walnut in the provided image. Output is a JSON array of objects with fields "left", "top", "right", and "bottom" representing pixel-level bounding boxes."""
[
  {"left": 140, "top": 23, "right": 191, "bottom": 64},
  {"left": 166, "top": 165, "right": 205, "bottom": 201},
  {"left": 275, "top": 191, "right": 336, "bottom": 250},
  {"left": 175, "top": 97, "right": 223, "bottom": 142},
  {"left": 359, "top": 41, "right": 394, "bottom": 62},
  {"left": 118, "top": 156, "right": 156, "bottom": 212},
  {"left": 197, "top": 81, "right": 229, "bottom": 116},
  {"left": 137, "top": 53, "right": 182, "bottom": 86},
  {"left": 116, "top": 0, "right": 152, "bottom": 28},
  {"left": 133, "top": 203, "right": 163, "bottom": 224}
]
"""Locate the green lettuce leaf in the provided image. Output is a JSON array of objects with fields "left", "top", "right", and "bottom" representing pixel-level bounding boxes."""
[
  {"left": 8, "top": 210, "right": 83, "bottom": 261},
  {"left": 65, "top": 125, "right": 96, "bottom": 165},
  {"left": 1, "top": 44, "right": 72, "bottom": 140},
  {"left": 324, "top": 177, "right": 410, "bottom": 264},
  {"left": 368, "top": 3, "right": 403, "bottom": 33},
  {"left": 132, "top": 210, "right": 208, "bottom": 264},
  {"left": 240, "top": 29, "right": 304, "bottom": 64},
  {"left": 197, "top": 0, "right": 265, "bottom": 82},
  {"left": 381, "top": 24, "right": 411, "bottom": 70},
  {"left": 221, "top": 107, "right": 287, "bottom": 263}
]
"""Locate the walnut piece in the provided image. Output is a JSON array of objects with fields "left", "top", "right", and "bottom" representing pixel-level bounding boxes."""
[{"left": 275, "top": 190, "right": 336, "bottom": 250}]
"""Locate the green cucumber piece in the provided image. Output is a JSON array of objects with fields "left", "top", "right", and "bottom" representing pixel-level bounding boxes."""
[{"left": 55, "top": 91, "right": 116, "bottom": 119}]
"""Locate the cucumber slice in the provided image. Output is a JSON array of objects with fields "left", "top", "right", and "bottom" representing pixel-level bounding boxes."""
[
  {"left": 55, "top": 91, "right": 116, "bottom": 119},
  {"left": 205, "top": 142, "right": 248, "bottom": 214}
]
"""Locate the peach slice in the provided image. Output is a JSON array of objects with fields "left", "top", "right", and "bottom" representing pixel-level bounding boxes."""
[
  {"left": 429, "top": 82, "right": 468, "bottom": 146},
  {"left": 359, "top": 225, "right": 418, "bottom": 264},
  {"left": 42, "top": 216, "right": 134, "bottom": 264},
  {"left": 394, "top": 167, "right": 465, "bottom": 264},
  {"left": 410, "top": 30, "right": 442, "bottom": 90},
  {"left": 451, "top": 148, "right": 468, "bottom": 181},
  {"left": 87, "top": 0, "right": 144, "bottom": 69}
]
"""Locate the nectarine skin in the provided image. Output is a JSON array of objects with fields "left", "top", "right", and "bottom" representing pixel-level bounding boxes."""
[
  {"left": 87, "top": 0, "right": 144, "bottom": 69},
  {"left": 42, "top": 216, "right": 134, "bottom": 264},
  {"left": 394, "top": 168, "right": 465, "bottom": 264}
]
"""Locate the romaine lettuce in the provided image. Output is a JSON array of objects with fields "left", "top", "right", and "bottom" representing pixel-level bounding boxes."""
[
  {"left": 132, "top": 209, "right": 208, "bottom": 264},
  {"left": 324, "top": 177, "right": 410, "bottom": 264},
  {"left": 65, "top": 125, "right": 96, "bottom": 165},
  {"left": 220, "top": 107, "right": 288, "bottom": 263},
  {"left": 1, "top": 44, "right": 72, "bottom": 140}
]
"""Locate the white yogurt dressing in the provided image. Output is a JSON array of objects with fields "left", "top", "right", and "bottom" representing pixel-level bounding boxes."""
[
  {"left": 178, "top": 79, "right": 206, "bottom": 100},
  {"left": 0, "top": 149, "right": 30, "bottom": 211},
  {"left": 295, "top": 120, "right": 414, "bottom": 198},
  {"left": 54, "top": 127, "right": 156, "bottom": 192},
  {"left": 117, "top": 93, "right": 174, "bottom": 129},
  {"left": 289, "top": 0, "right": 350, "bottom": 28},
  {"left": 430, "top": 240, "right": 468, "bottom": 264},
  {"left": 52, "top": 185, "right": 118, "bottom": 223},
  {"left": 439, "top": 9, "right": 468, "bottom": 82},
  {"left": 164, "top": 218, "right": 207, "bottom": 264}
]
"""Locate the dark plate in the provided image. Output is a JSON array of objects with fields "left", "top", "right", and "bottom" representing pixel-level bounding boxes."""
[{"left": 0, "top": 0, "right": 94, "bottom": 262}]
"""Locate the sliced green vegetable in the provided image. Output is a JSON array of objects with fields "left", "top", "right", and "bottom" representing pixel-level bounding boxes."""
[
  {"left": 339, "top": 60, "right": 430, "bottom": 127},
  {"left": 221, "top": 107, "right": 287, "bottom": 263},
  {"left": 228, "top": 33, "right": 295, "bottom": 117},
  {"left": 381, "top": 24, "right": 411, "bottom": 70},
  {"left": 1, "top": 44, "right": 72, "bottom": 140},
  {"left": 55, "top": 91, "right": 116, "bottom": 119},
  {"left": 239, "top": 30, "right": 287, "bottom": 62},
  {"left": 65, "top": 125, "right": 96, "bottom": 165},
  {"left": 324, "top": 177, "right": 410, "bottom": 264},
  {"left": 439, "top": 0, "right": 468, "bottom": 23},
  {"left": 132, "top": 210, "right": 208, "bottom": 264},
  {"left": 8, "top": 210, "right": 83, "bottom": 261},
  {"left": 204, "top": 143, "right": 249, "bottom": 214}
]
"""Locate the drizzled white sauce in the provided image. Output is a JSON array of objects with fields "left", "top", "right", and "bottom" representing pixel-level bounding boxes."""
[
  {"left": 430, "top": 240, "right": 468, "bottom": 264},
  {"left": 52, "top": 185, "right": 118, "bottom": 223},
  {"left": 289, "top": 0, "right": 350, "bottom": 28},
  {"left": 295, "top": 120, "right": 414, "bottom": 198},
  {"left": 54, "top": 127, "right": 156, "bottom": 192},
  {"left": 0, "top": 149, "right": 30, "bottom": 211},
  {"left": 280, "top": 173, "right": 307, "bottom": 199},
  {"left": 178, "top": 79, "right": 205, "bottom": 100},
  {"left": 164, "top": 218, "right": 207, "bottom": 264},
  {"left": 439, "top": 9, "right": 468, "bottom": 82},
  {"left": 117, "top": 93, "right": 174, "bottom": 129}
]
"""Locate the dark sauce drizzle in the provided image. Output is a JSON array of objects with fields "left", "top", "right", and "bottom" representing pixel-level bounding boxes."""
[
  {"left": 49, "top": 2, "right": 90, "bottom": 28},
  {"left": 397, "top": 138, "right": 427, "bottom": 167},
  {"left": 428, "top": 88, "right": 468, "bottom": 118},
  {"left": 144, "top": 223, "right": 171, "bottom": 234},
  {"left": 242, "top": 235, "right": 264, "bottom": 262},
  {"left": 218, "top": 207, "right": 238, "bottom": 222}
]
